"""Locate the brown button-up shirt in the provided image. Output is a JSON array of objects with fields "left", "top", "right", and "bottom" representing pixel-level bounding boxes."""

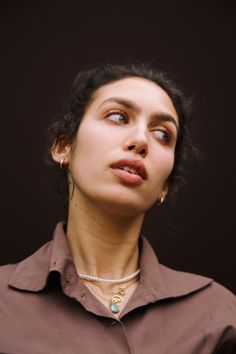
[{"left": 0, "top": 222, "right": 235, "bottom": 354}]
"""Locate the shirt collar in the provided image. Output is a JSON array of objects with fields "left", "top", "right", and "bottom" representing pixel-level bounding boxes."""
[
  {"left": 120, "top": 236, "right": 212, "bottom": 316},
  {"left": 8, "top": 222, "right": 212, "bottom": 304},
  {"left": 8, "top": 222, "right": 75, "bottom": 291},
  {"left": 140, "top": 236, "right": 212, "bottom": 298}
]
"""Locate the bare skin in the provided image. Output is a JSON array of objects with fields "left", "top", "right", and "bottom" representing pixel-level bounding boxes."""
[
  {"left": 51, "top": 77, "right": 179, "bottom": 316},
  {"left": 66, "top": 192, "right": 142, "bottom": 316}
]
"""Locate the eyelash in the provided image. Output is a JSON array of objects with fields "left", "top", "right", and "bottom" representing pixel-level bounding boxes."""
[{"left": 105, "top": 109, "right": 172, "bottom": 145}]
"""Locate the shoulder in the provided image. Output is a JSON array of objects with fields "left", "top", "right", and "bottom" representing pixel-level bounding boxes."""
[{"left": 159, "top": 264, "right": 236, "bottom": 350}]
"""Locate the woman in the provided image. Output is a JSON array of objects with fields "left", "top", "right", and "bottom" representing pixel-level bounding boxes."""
[{"left": 0, "top": 63, "right": 235, "bottom": 354}]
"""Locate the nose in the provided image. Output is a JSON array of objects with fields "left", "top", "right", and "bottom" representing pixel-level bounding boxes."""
[{"left": 123, "top": 127, "right": 149, "bottom": 158}]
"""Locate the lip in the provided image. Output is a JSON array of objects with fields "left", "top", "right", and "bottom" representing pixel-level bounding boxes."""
[{"left": 110, "top": 159, "right": 147, "bottom": 185}]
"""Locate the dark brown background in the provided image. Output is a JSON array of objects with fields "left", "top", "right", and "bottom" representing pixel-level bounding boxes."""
[{"left": 0, "top": 1, "right": 235, "bottom": 293}]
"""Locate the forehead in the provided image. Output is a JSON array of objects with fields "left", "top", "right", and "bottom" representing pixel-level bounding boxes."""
[{"left": 91, "top": 77, "right": 178, "bottom": 120}]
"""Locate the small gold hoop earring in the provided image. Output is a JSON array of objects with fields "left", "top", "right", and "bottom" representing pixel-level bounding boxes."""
[
  {"left": 60, "top": 158, "right": 65, "bottom": 169},
  {"left": 155, "top": 194, "right": 166, "bottom": 207},
  {"left": 160, "top": 195, "right": 165, "bottom": 204}
]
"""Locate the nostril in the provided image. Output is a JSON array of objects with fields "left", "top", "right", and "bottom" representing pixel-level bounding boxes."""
[
  {"left": 140, "top": 148, "right": 146, "bottom": 155},
  {"left": 128, "top": 145, "right": 136, "bottom": 151}
]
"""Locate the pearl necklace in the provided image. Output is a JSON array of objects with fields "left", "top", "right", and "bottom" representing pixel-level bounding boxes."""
[{"left": 77, "top": 269, "right": 140, "bottom": 284}]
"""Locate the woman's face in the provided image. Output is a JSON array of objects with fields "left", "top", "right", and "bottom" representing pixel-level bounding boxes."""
[{"left": 67, "top": 77, "right": 179, "bottom": 216}]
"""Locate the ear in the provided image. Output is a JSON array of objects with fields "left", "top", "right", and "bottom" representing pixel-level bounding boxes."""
[{"left": 51, "top": 138, "right": 71, "bottom": 165}]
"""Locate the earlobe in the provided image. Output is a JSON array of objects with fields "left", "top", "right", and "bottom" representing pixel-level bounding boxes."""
[{"left": 51, "top": 138, "right": 71, "bottom": 165}]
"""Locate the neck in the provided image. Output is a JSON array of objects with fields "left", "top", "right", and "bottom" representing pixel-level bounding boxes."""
[{"left": 66, "top": 197, "right": 144, "bottom": 281}]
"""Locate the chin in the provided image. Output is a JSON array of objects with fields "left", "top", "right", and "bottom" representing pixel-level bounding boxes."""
[
  {"left": 78, "top": 184, "right": 157, "bottom": 216},
  {"left": 98, "top": 194, "right": 152, "bottom": 217}
]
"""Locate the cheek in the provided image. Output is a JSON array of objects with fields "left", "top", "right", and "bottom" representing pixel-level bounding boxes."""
[
  {"left": 76, "top": 122, "right": 116, "bottom": 155},
  {"left": 69, "top": 123, "right": 115, "bottom": 175},
  {"left": 73, "top": 128, "right": 101, "bottom": 162},
  {"left": 152, "top": 150, "right": 175, "bottom": 182}
]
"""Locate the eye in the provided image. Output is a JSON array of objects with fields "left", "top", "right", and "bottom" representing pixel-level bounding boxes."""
[
  {"left": 106, "top": 110, "right": 128, "bottom": 124},
  {"left": 151, "top": 129, "right": 171, "bottom": 144}
]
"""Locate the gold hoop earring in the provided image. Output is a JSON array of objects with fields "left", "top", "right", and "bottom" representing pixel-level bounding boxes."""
[
  {"left": 155, "top": 194, "right": 166, "bottom": 207},
  {"left": 60, "top": 158, "right": 65, "bottom": 169},
  {"left": 160, "top": 195, "right": 165, "bottom": 204}
]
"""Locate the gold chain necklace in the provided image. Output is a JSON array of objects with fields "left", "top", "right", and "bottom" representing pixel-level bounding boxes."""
[{"left": 84, "top": 277, "right": 139, "bottom": 314}]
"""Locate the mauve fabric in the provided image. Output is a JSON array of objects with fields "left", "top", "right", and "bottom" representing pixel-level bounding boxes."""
[{"left": 0, "top": 222, "right": 235, "bottom": 354}]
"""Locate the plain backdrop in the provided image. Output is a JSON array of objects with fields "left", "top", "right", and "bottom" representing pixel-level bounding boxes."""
[{"left": 0, "top": 0, "right": 235, "bottom": 293}]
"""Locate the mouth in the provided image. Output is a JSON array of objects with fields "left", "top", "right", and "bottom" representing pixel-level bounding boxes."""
[{"left": 110, "top": 159, "right": 147, "bottom": 182}]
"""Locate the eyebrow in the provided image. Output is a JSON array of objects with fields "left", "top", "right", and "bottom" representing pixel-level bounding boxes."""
[
  {"left": 97, "top": 97, "right": 141, "bottom": 113},
  {"left": 97, "top": 97, "right": 179, "bottom": 132}
]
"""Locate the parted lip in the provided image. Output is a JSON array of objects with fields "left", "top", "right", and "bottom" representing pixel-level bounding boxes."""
[{"left": 110, "top": 159, "right": 147, "bottom": 180}]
